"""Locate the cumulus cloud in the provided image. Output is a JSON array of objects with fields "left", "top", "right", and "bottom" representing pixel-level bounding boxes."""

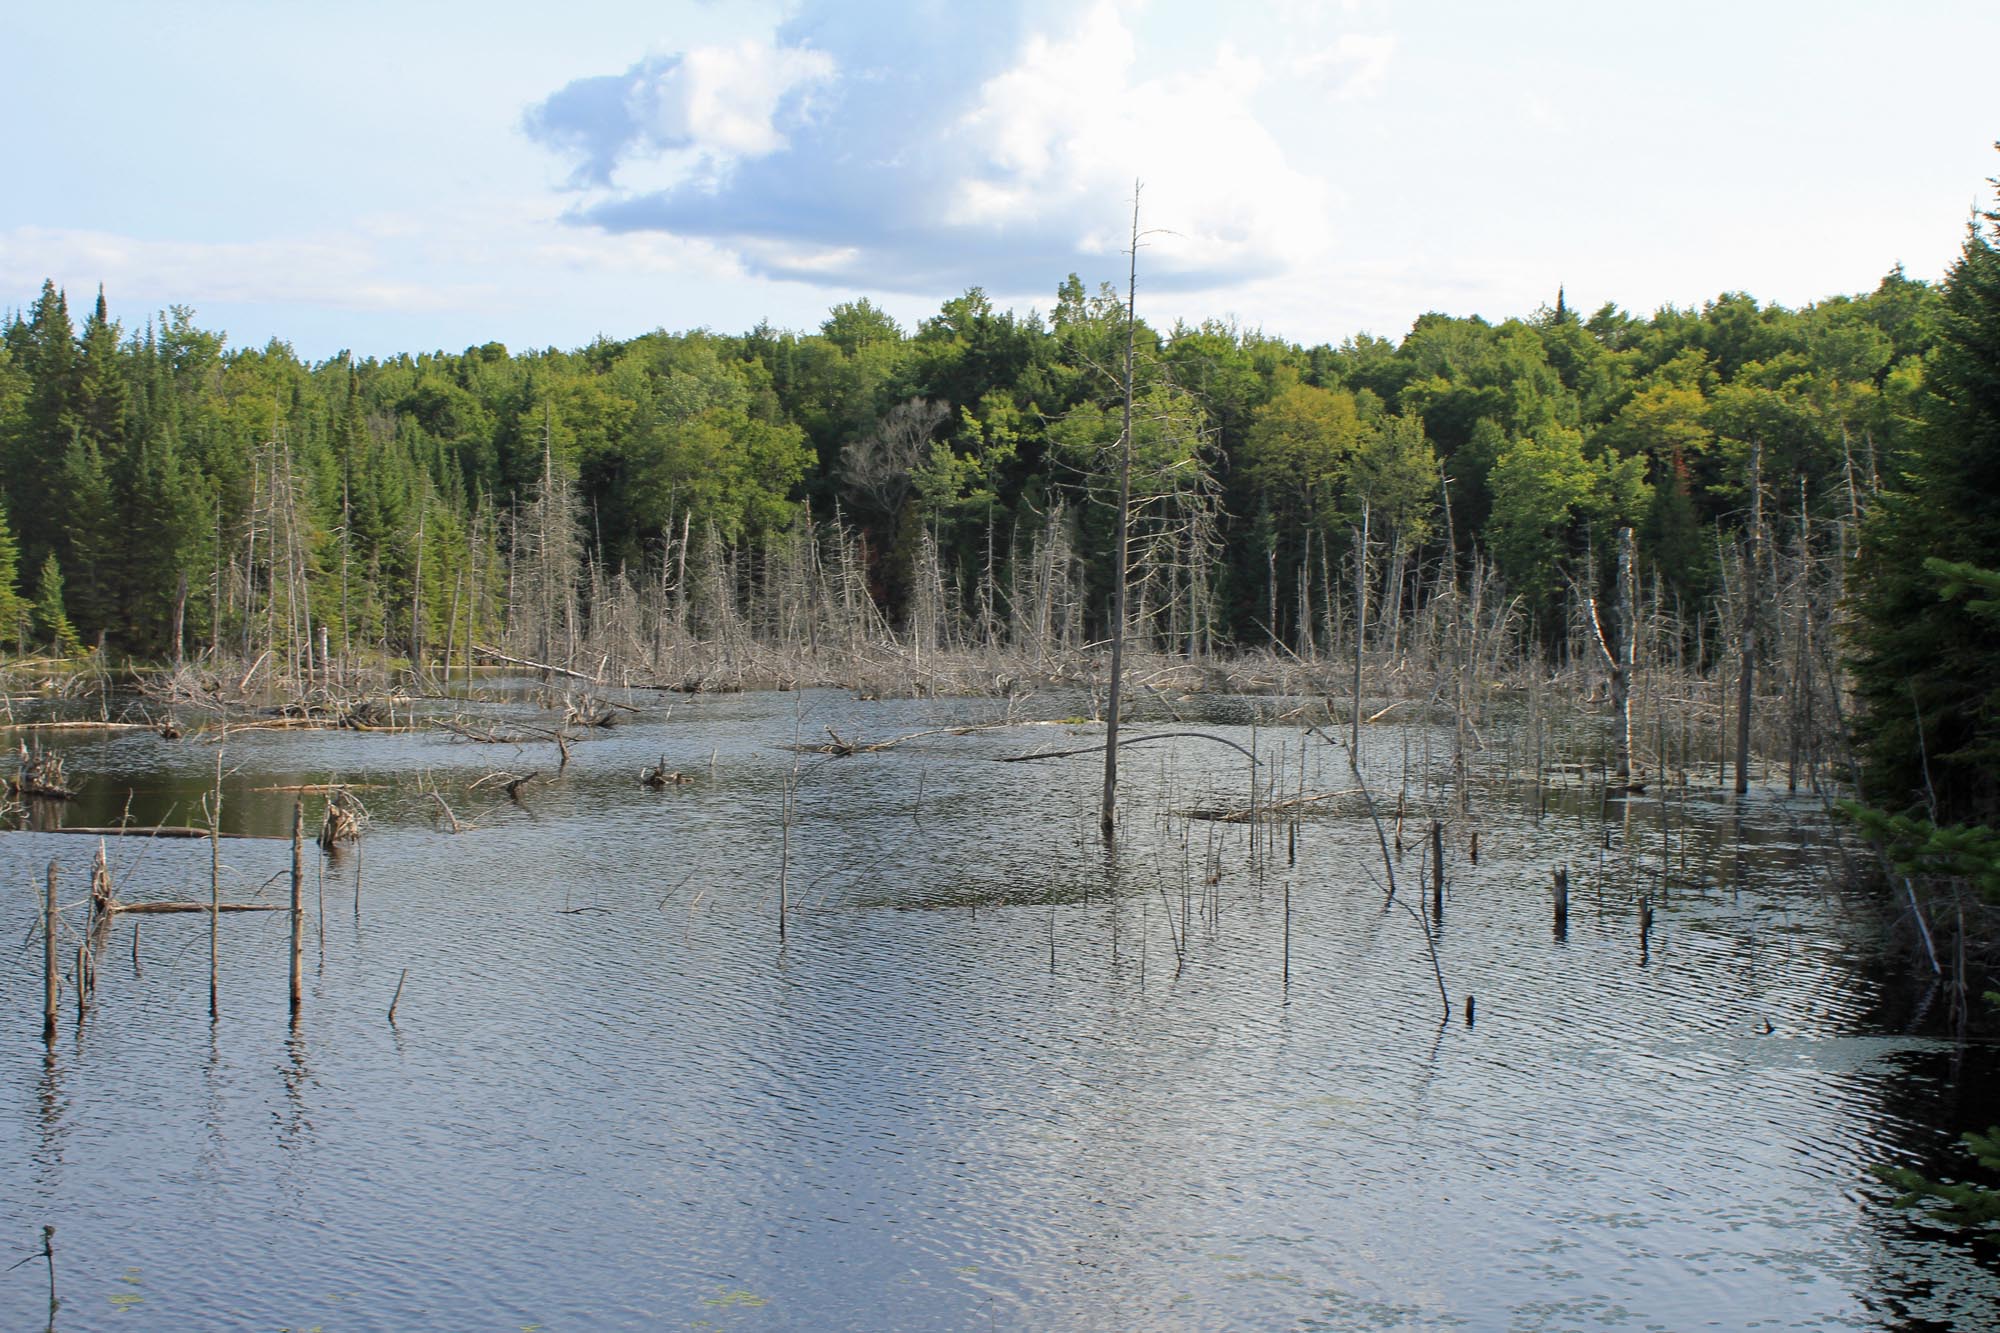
[
  {"left": 526, "top": 40, "right": 835, "bottom": 189},
  {"left": 523, "top": 1, "right": 1375, "bottom": 298}
]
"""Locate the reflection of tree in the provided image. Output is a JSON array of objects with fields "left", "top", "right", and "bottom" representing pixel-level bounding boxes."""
[{"left": 277, "top": 1021, "right": 317, "bottom": 1159}]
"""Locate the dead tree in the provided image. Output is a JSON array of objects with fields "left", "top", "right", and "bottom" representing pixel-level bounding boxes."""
[
  {"left": 1101, "top": 186, "right": 1141, "bottom": 840},
  {"left": 1584, "top": 526, "right": 1639, "bottom": 783},
  {"left": 1735, "top": 438, "right": 1762, "bottom": 795}
]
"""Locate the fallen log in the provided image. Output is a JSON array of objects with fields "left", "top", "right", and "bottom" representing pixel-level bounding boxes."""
[
  {"left": 114, "top": 901, "right": 284, "bottom": 914},
  {"left": 1001, "top": 730, "right": 1262, "bottom": 765},
  {"left": 473, "top": 643, "right": 597, "bottom": 681},
  {"left": 34, "top": 825, "right": 285, "bottom": 840},
  {"left": 1179, "top": 789, "right": 1364, "bottom": 823},
  {"left": 0, "top": 721, "right": 150, "bottom": 733}
]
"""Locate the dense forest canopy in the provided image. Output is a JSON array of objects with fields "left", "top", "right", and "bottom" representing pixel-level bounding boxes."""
[{"left": 0, "top": 266, "right": 1938, "bottom": 675}]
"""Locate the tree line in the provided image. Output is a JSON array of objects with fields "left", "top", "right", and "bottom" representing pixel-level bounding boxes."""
[{"left": 0, "top": 264, "right": 1940, "bottom": 681}]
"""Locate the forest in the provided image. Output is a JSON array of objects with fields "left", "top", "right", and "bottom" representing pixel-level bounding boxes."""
[
  {"left": 0, "top": 267, "right": 1932, "bottom": 665},
  {"left": 0, "top": 210, "right": 1994, "bottom": 849},
  {"left": 6, "top": 167, "right": 2000, "bottom": 1244}
]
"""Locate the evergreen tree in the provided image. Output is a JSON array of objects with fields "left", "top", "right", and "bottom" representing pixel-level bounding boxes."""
[
  {"left": 1850, "top": 159, "right": 2000, "bottom": 824},
  {"left": 33, "top": 552, "right": 81, "bottom": 655},
  {"left": 122, "top": 427, "right": 206, "bottom": 655},
  {"left": 76, "top": 285, "right": 129, "bottom": 459},
  {"left": 7, "top": 281, "right": 79, "bottom": 570},
  {"left": 0, "top": 501, "right": 27, "bottom": 650},
  {"left": 57, "top": 430, "right": 115, "bottom": 640}
]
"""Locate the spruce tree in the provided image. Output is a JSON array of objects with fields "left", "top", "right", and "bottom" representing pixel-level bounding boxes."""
[
  {"left": 7, "top": 281, "right": 78, "bottom": 571},
  {"left": 1849, "top": 155, "right": 2000, "bottom": 824},
  {"left": 76, "top": 285, "right": 128, "bottom": 460},
  {"left": 0, "top": 501, "right": 27, "bottom": 651},
  {"left": 57, "top": 430, "right": 115, "bottom": 641},
  {"left": 33, "top": 552, "right": 81, "bottom": 656}
]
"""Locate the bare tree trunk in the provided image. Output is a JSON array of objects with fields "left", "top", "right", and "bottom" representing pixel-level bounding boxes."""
[
  {"left": 1350, "top": 502, "right": 1371, "bottom": 755},
  {"left": 1297, "top": 528, "right": 1313, "bottom": 659},
  {"left": 1267, "top": 540, "right": 1278, "bottom": 647},
  {"left": 1735, "top": 438, "right": 1761, "bottom": 795},
  {"left": 340, "top": 470, "right": 351, "bottom": 670},
  {"left": 411, "top": 488, "right": 426, "bottom": 672},
  {"left": 172, "top": 571, "right": 187, "bottom": 669},
  {"left": 1101, "top": 187, "right": 1140, "bottom": 841},
  {"left": 1585, "top": 527, "right": 1638, "bottom": 782}
]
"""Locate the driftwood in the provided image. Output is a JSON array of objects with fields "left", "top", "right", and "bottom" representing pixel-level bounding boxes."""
[
  {"left": 435, "top": 717, "right": 535, "bottom": 744},
  {"left": 0, "top": 721, "right": 149, "bottom": 733},
  {"left": 566, "top": 703, "right": 616, "bottom": 729},
  {"left": 474, "top": 643, "right": 597, "bottom": 682},
  {"left": 37, "top": 825, "right": 283, "bottom": 840},
  {"left": 9, "top": 780, "right": 76, "bottom": 800},
  {"left": 1001, "top": 730, "right": 1262, "bottom": 766},
  {"left": 783, "top": 722, "right": 1010, "bottom": 757},
  {"left": 1179, "top": 788, "right": 1365, "bottom": 823},
  {"left": 641, "top": 757, "right": 693, "bottom": 788},
  {"left": 319, "top": 789, "right": 368, "bottom": 847},
  {"left": 212, "top": 717, "right": 419, "bottom": 737},
  {"left": 470, "top": 770, "right": 539, "bottom": 798},
  {"left": 114, "top": 902, "right": 285, "bottom": 914},
  {"left": 13, "top": 741, "right": 75, "bottom": 799},
  {"left": 428, "top": 792, "right": 467, "bottom": 833}
]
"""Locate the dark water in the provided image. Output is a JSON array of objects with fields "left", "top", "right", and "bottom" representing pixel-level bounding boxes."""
[{"left": 3, "top": 688, "right": 1996, "bottom": 1331}]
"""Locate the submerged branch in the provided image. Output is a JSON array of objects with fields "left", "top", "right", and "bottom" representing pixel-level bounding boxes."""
[{"left": 1002, "top": 730, "right": 1262, "bottom": 765}]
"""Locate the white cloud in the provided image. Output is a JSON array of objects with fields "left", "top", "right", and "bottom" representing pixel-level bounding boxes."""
[
  {"left": 947, "top": 3, "right": 1333, "bottom": 281},
  {"left": 527, "top": 36, "right": 837, "bottom": 194},
  {"left": 626, "top": 39, "right": 836, "bottom": 163}
]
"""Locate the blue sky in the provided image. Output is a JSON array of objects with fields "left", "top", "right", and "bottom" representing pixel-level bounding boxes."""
[{"left": 3, "top": 1, "right": 1996, "bottom": 360}]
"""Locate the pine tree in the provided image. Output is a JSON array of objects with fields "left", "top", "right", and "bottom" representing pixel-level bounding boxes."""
[
  {"left": 76, "top": 286, "right": 128, "bottom": 461},
  {"left": 6, "top": 281, "right": 79, "bottom": 571},
  {"left": 0, "top": 501, "right": 27, "bottom": 650},
  {"left": 58, "top": 430, "right": 115, "bottom": 641},
  {"left": 1850, "top": 158, "right": 2000, "bottom": 824},
  {"left": 121, "top": 427, "right": 205, "bottom": 655},
  {"left": 33, "top": 552, "right": 81, "bottom": 656}
]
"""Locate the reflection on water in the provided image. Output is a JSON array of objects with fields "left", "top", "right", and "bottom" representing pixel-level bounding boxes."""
[{"left": 1, "top": 687, "right": 1996, "bottom": 1330}]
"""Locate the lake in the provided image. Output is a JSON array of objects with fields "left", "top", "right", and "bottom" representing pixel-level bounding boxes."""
[{"left": 3, "top": 686, "right": 1996, "bottom": 1330}]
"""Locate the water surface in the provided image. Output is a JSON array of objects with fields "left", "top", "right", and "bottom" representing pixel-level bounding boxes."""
[{"left": 3, "top": 688, "right": 1995, "bottom": 1330}]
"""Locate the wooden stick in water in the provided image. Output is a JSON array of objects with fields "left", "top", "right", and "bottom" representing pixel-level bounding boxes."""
[
  {"left": 1431, "top": 820, "right": 1445, "bottom": 923},
  {"left": 44, "top": 860, "right": 59, "bottom": 1040},
  {"left": 210, "top": 751, "right": 221, "bottom": 1019},
  {"left": 289, "top": 799, "right": 304, "bottom": 1015}
]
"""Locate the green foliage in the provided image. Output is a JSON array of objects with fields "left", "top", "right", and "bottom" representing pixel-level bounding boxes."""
[
  {"left": 0, "top": 242, "right": 1954, "bottom": 661},
  {"left": 1849, "top": 175, "right": 2000, "bottom": 824},
  {"left": 1840, "top": 801, "right": 2000, "bottom": 902},
  {"left": 1346, "top": 408, "right": 1438, "bottom": 542},
  {"left": 1484, "top": 425, "right": 1648, "bottom": 611},
  {"left": 1844, "top": 155, "right": 2000, "bottom": 1229},
  {"left": 33, "top": 552, "right": 80, "bottom": 655},
  {"left": 1875, "top": 1128, "right": 2000, "bottom": 1227},
  {"left": 0, "top": 501, "right": 27, "bottom": 644}
]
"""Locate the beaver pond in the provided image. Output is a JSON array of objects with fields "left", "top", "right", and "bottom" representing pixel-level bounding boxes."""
[{"left": 3, "top": 685, "right": 1997, "bottom": 1329}]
